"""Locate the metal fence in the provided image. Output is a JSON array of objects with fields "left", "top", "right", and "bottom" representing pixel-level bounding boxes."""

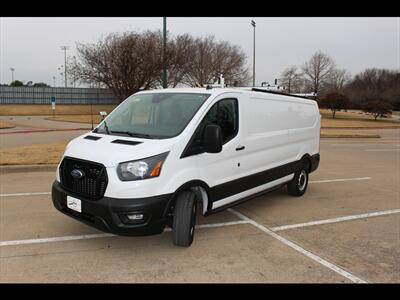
[{"left": 0, "top": 86, "right": 119, "bottom": 104}]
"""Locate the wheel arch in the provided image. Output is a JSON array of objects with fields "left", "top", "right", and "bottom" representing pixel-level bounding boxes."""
[
  {"left": 164, "top": 180, "right": 212, "bottom": 218},
  {"left": 299, "top": 153, "right": 312, "bottom": 172}
]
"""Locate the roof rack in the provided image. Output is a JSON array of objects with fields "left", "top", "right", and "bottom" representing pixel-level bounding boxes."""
[{"left": 251, "top": 88, "right": 315, "bottom": 100}]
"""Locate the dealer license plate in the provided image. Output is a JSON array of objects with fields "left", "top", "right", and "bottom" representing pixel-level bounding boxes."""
[{"left": 67, "top": 196, "right": 82, "bottom": 213}]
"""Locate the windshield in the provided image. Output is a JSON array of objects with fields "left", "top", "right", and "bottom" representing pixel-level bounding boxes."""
[{"left": 95, "top": 92, "right": 210, "bottom": 139}]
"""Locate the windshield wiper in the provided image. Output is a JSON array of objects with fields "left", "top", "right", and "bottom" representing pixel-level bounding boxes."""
[{"left": 110, "top": 130, "right": 154, "bottom": 139}]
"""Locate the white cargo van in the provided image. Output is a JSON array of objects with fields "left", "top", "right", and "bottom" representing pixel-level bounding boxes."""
[{"left": 52, "top": 87, "right": 320, "bottom": 247}]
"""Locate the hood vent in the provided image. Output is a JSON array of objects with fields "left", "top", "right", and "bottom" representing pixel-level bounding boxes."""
[
  {"left": 84, "top": 135, "right": 102, "bottom": 141},
  {"left": 111, "top": 139, "right": 142, "bottom": 146}
]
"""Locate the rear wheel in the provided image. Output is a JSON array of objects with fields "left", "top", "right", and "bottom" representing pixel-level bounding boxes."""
[
  {"left": 172, "top": 191, "right": 197, "bottom": 247},
  {"left": 287, "top": 166, "right": 309, "bottom": 196}
]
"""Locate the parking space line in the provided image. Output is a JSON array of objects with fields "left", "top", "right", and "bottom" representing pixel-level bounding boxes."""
[
  {"left": 0, "top": 192, "right": 51, "bottom": 197},
  {"left": 309, "top": 177, "right": 371, "bottom": 184},
  {"left": 0, "top": 233, "right": 116, "bottom": 247},
  {"left": 270, "top": 209, "right": 400, "bottom": 232},
  {"left": 227, "top": 208, "right": 367, "bottom": 283},
  {"left": 365, "top": 149, "right": 400, "bottom": 151},
  {"left": 0, "top": 220, "right": 249, "bottom": 247}
]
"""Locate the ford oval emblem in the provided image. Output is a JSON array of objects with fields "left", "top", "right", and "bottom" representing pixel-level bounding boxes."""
[{"left": 71, "top": 169, "right": 85, "bottom": 179}]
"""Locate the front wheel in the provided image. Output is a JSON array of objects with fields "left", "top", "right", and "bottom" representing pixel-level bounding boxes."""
[
  {"left": 172, "top": 191, "right": 197, "bottom": 247},
  {"left": 287, "top": 166, "right": 309, "bottom": 196}
]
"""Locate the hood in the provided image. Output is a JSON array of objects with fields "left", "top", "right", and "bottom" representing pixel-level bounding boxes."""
[{"left": 63, "top": 132, "right": 179, "bottom": 167}]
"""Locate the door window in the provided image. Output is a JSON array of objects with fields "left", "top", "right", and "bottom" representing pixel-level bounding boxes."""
[
  {"left": 182, "top": 98, "right": 239, "bottom": 157},
  {"left": 202, "top": 98, "right": 238, "bottom": 143}
]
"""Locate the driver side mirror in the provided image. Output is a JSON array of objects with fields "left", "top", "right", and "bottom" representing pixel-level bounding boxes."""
[{"left": 203, "top": 124, "right": 223, "bottom": 153}]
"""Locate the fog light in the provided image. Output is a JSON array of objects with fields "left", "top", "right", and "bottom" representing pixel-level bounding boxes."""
[{"left": 127, "top": 213, "right": 144, "bottom": 220}]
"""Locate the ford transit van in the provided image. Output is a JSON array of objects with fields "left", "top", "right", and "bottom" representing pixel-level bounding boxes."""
[{"left": 52, "top": 87, "right": 320, "bottom": 247}]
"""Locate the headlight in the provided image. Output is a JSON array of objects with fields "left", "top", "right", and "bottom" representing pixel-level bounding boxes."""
[{"left": 117, "top": 152, "right": 169, "bottom": 181}]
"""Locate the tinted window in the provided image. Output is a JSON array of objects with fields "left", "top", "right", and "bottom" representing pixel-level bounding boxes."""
[
  {"left": 202, "top": 98, "right": 238, "bottom": 143},
  {"left": 182, "top": 98, "right": 239, "bottom": 157}
]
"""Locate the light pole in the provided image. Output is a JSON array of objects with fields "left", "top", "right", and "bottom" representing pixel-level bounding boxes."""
[
  {"left": 60, "top": 46, "right": 69, "bottom": 87},
  {"left": 251, "top": 20, "right": 256, "bottom": 87},
  {"left": 53, "top": 76, "right": 56, "bottom": 87},
  {"left": 162, "top": 17, "right": 167, "bottom": 88},
  {"left": 10, "top": 67, "right": 15, "bottom": 83}
]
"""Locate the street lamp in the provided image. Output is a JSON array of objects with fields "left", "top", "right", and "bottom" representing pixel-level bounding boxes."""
[
  {"left": 10, "top": 67, "right": 15, "bottom": 83},
  {"left": 162, "top": 17, "right": 167, "bottom": 88},
  {"left": 60, "top": 46, "right": 69, "bottom": 87},
  {"left": 251, "top": 20, "right": 256, "bottom": 87},
  {"left": 53, "top": 76, "right": 56, "bottom": 87}
]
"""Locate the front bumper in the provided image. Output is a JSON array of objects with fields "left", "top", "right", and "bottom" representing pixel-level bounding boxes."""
[{"left": 51, "top": 181, "right": 173, "bottom": 236}]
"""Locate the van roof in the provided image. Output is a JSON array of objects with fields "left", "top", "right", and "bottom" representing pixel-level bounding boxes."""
[{"left": 136, "top": 87, "right": 317, "bottom": 104}]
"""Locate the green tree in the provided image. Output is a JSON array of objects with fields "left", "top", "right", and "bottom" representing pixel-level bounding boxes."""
[{"left": 10, "top": 80, "right": 24, "bottom": 87}]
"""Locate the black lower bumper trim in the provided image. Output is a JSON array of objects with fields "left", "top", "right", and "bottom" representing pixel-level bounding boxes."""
[
  {"left": 52, "top": 181, "right": 172, "bottom": 236},
  {"left": 310, "top": 153, "right": 320, "bottom": 173}
]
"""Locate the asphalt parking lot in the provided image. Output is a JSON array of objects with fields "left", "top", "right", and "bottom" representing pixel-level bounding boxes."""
[{"left": 0, "top": 129, "right": 399, "bottom": 283}]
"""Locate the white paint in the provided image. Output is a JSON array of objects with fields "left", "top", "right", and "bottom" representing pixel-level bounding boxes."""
[
  {"left": 0, "top": 233, "right": 115, "bottom": 247},
  {"left": 0, "top": 220, "right": 250, "bottom": 247},
  {"left": 309, "top": 177, "right": 371, "bottom": 184},
  {"left": 330, "top": 144, "right": 400, "bottom": 148},
  {"left": 0, "top": 192, "right": 51, "bottom": 197},
  {"left": 61, "top": 88, "right": 320, "bottom": 202},
  {"left": 365, "top": 149, "right": 400, "bottom": 152},
  {"left": 270, "top": 209, "right": 400, "bottom": 232},
  {"left": 227, "top": 208, "right": 367, "bottom": 283},
  {"left": 330, "top": 144, "right": 369, "bottom": 147}
]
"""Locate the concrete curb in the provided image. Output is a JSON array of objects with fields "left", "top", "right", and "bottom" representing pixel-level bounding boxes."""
[{"left": 0, "top": 164, "right": 58, "bottom": 174}]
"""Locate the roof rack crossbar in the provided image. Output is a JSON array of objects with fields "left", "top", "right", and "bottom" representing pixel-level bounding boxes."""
[{"left": 251, "top": 88, "right": 313, "bottom": 100}]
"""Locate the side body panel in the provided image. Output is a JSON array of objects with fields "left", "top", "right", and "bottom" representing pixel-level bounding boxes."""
[{"left": 205, "top": 94, "right": 319, "bottom": 210}]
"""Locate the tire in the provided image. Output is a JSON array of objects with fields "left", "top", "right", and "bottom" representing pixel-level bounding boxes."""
[
  {"left": 172, "top": 191, "right": 197, "bottom": 247},
  {"left": 287, "top": 165, "right": 309, "bottom": 197}
]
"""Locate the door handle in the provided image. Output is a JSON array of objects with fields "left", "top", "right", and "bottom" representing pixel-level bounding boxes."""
[{"left": 236, "top": 146, "right": 245, "bottom": 151}]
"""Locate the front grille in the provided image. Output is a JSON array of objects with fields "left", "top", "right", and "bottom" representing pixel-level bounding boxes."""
[{"left": 60, "top": 157, "right": 108, "bottom": 200}]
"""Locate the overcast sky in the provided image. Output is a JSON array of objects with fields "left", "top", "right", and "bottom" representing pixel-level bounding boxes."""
[{"left": 1, "top": 17, "right": 399, "bottom": 87}]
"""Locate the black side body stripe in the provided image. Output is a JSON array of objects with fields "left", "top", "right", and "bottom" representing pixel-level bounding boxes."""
[{"left": 210, "top": 160, "right": 302, "bottom": 202}]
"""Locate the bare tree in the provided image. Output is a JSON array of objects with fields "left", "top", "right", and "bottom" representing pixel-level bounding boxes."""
[
  {"left": 280, "top": 66, "right": 303, "bottom": 93},
  {"left": 345, "top": 68, "right": 400, "bottom": 110},
  {"left": 155, "top": 33, "right": 195, "bottom": 88},
  {"left": 323, "top": 68, "right": 351, "bottom": 95},
  {"left": 69, "top": 31, "right": 250, "bottom": 99},
  {"left": 69, "top": 31, "right": 163, "bottom": 102},
  {"left": 181, "top": 35, "right": 250, "bottom": 87},
  {"left": 302, "top": 51, "right": 335, "bottom": 100}
]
